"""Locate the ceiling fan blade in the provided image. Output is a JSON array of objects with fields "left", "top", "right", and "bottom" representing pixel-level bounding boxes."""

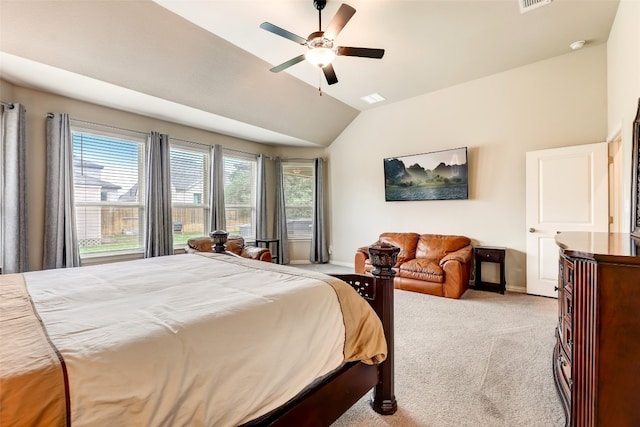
[
  {"left": 337, "top": 46, "right": 385, "bottom": 59},
  {"left": 260, "top": 22, "right": 307, "bottom": 45},
  {"left": 324, "top": 4, "right": 356, "bottom": 40},
  {"left": 323, "top": 64, "right": 338, "bottom": 85},
  {"left": 270, "top": 54, "right": 306, "bottom": 73}
]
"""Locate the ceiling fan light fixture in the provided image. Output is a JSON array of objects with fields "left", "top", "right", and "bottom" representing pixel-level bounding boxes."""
[
  {"left": 260, "top": 2, "right": 383, "bottom": 85},
  {"left": 305, "top": 47, "right": 336, "bottom": 68}
]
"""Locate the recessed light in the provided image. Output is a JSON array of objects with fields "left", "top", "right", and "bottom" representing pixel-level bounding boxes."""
[
  {"left": 570, "top": 40, "right": 586, "bottom": 50},
  {"left": 361, "top": 93, "right": 386, "bottom": 104}
]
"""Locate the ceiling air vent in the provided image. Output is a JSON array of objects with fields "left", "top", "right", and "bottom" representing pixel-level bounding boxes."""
[{"left": 519, "top": 0, "right": 552, "bottom": 13}]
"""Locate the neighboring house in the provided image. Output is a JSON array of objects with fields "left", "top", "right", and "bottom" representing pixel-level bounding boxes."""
[
  {"left": 118, "top": 159, "right": 203, "bottom": 206},
  {"left": 118, "top": 154, "right": 205, "bottom": 234},
  {"left": 170, "top": 154, "right": 204, "bottom": 206},
  {"left": 73, "top": 157, "right": 120, "bottom": 246}
]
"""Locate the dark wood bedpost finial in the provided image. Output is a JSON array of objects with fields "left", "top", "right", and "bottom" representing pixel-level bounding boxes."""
[
  {"left": 368, "top": 242, "right": 399, "bottom": 415},
  {"left": 210, "top": 230, "right": 229, "bottom": 254}
]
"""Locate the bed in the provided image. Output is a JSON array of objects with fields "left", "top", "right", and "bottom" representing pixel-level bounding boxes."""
[{"left": 0, "top": 244, "right": 398, "bottom": 426}]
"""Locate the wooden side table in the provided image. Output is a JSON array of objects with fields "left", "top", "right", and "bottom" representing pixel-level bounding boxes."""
[
  {"left": 255, "top": 238, "right": 280, "bottom": 264},
  {"left": 474, "top": 246, "right": 506, "bottom": 294}
]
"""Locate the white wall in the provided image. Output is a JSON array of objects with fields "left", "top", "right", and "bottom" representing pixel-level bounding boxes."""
[
  {"left": 607, "top": 0, "right": 640, "bottom": 232},
  {"left": 328, "top": 45, "right": 608, "bottom": 290}
]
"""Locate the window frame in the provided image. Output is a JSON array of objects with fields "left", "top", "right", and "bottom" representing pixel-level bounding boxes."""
[
  {"left": 282, "top": 160, "right": 314, "bottom": 240},
  {"left": 0, "top": 108, "right": 5, "bottom": 272},
  {"left": 70, "top": 123, "right": 147, "bottom": 259},
  {"left": 222, "top": 151, "right": 258, "bottom": 239},
  {"left": 169, "top": 141, "right": 210, "bottom": 248}
]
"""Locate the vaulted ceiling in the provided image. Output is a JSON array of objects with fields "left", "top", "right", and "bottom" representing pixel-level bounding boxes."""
[{"left": 0, "top": 0, "right": 619, "bottom": 147}]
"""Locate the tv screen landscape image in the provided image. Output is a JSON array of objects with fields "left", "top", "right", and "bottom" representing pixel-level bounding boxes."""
[{"left": 384, "top": 147, "right": 468, "bottom": 201}]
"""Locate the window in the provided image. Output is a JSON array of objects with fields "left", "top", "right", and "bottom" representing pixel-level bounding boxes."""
[
  {"left": 0, "top": 108, "right": 4, "bottom": 272},
  {"left": 223, "top": 153, "right": 257, "bottom": 238},
  {"left": 170, "top": 144, "right": 209, "bottom": 247},
  {"left": 282, "top": 162, "right": 313, "bottom": 239},
  {"left": 71, "top": 125, "right": 146, "bottom": 257}
]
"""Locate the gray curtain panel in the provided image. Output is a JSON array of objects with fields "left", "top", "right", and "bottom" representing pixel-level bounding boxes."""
[
  {"left": 273, "top": 157, "right": 290, "bottom": 264},
  {"left": 1, "top": 104, "right": 28, "bottom": 273},
  {"left": 43, "top": 113, "right": 80, "bottom": 269},
  {"left": 144, "top": 131, "right": 173, "bottom": 257},
  {"left": 209, "top": 144, "right": 226, "bottom": 232},
  {"left": 310, "top": 157, "right": 329, "bottom": 263},
  {"left": 255, "top": 153, "right": 268, "bottom": 239}
]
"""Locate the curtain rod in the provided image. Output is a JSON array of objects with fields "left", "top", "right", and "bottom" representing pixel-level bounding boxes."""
[
  {"left": 43, "top": 115, "right": 320, "bottom": 161},
  {"left": 171, "top": 136, "right": 209, "bottom": 147},
  {"left": 58, "top": 116, "right": 266, "bottom": 158},
  {"left": 171, "top": 137, "right": 267, "bottom": 158},
  {"left": 68, "top": 117, "right": 147, "bottom": 136},
  {"left": 1, "top": 101, "right": 15, "bottom": 109},
  {"left": 280, "top": 157, "right": 323, "bottom": 162}
]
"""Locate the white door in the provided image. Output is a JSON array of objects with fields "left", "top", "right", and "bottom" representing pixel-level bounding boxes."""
[{"left": 525, "top": 142, "right": 608, "bottom": 297}]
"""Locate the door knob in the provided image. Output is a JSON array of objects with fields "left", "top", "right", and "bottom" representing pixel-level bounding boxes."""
[{"left": 529, "top": 227, "right": 536, "bottom": 233}]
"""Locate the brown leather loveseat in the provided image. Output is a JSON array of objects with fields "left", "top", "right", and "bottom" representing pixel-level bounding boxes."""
[
  {"left": 355, "top": 232, "right": 473, "bottom": 299},
  {"left": 185, "top": 235, "right": 272, "bottom": 263}
]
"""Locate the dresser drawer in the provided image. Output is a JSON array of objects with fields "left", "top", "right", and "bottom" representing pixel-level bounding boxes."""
[
  {"left": 561, "top": 289, "right": 573, "bottom": 317},
  {"left": 561, "top": 315, "right": 573, "bottom": 361},
  {"left": 562, "top": 257, "right": 574, "bottom": 294},
  {"left": 475, "top": 247, "right": 505, "bottom": 263},
  {"left": 557, "top": 345, "right": 572, "bottom": 395}
]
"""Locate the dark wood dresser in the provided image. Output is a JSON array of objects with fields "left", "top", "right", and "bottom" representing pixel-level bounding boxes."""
[{"left": 554, "top": 232, "right": 640, "bottom": 427}]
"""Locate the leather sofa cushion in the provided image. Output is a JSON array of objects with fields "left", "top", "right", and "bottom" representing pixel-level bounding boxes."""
[
  {"left": 225, "top": 236, "right": 244, "bottom": 256},
  {"left": 187, "top": 236, "right": 212, "bottom": 252},
  {"left": 415, "top": 234, "right": 471, "bottom": 261},
  {"left": 187, "top": 235, "right": 245, "bottom": 255},
  {"left": 398, "top": 259, "right": 444, "bottom": 283},
  {"left": 378, "top": 232, "right": 420, "bottom": 267}
]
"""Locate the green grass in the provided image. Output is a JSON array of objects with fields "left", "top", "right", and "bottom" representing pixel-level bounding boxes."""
[{"left": 79, "top": 232, "right": 204, "bottom": 254}]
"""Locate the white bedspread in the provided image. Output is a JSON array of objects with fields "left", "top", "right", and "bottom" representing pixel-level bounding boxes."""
[{"left": 22, "top": 253, "right": 384, "bottom": 426}]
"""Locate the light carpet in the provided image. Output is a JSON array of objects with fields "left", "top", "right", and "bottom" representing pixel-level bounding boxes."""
[{"left": 329, "top": 287, "right": 565, "bottom": 427}]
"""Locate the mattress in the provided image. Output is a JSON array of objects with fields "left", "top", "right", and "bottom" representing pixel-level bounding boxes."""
[{"left": 0, "top": 253, "right": 386, "bottom": 426}]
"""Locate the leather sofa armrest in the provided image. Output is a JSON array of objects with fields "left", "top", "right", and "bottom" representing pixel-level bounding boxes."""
[
  {"left": 241, "top": 246, "right": 273, "bottom": 263},
  {"left": 440, "top": 245, "right": 473, "bottom": 299},
  {"left": 439, "top": 245, "right": 472, "bottom": 267},
  {"left": 354, "top": 246, "right": 371, "bottom": 273}
]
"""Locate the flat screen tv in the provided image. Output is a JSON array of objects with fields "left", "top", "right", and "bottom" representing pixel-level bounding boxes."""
[{"left": 383, "top": 147, "right": 468, "bottom": 201}]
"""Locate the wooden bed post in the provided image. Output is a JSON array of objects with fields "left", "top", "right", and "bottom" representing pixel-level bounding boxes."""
[
  {"left": 241, "top": 246, "right": 400, "bottom": 426},
  {"left": 368, "top": 242, "right": 399, "bottom": 415}
]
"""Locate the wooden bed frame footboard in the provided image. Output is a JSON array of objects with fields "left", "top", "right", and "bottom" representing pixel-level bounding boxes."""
[{"left": 243, "top": 243, "right": 399, "bottom": 426}]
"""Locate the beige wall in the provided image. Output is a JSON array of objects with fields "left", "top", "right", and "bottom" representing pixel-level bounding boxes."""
[
  {"left": 327, "top": 45, "right": 608, "bottom": 290},
  {"left": 5, "top": 2, "right": 637, "bottom": 275},
  {"left": 1, "top": 83, "right": 323, "bottom": 270},
  {"left": 607, "top": 0, "right": 640, "bottom": 232}
]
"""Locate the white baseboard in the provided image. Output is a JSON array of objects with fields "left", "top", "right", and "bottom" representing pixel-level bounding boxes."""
[
  {"left": 328, "top": 260, "right": 353, "bottom": 268},
  {"left": 289, "top": 259, "right": 354, "bottom": 269}
]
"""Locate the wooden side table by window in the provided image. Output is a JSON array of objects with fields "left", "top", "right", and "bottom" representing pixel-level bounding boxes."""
[
  {"left": 255, "top": 238, "right": 280, "bottom": 264},
  {"left": 474, "top": 246, "right": 506, "bottom": 294}
]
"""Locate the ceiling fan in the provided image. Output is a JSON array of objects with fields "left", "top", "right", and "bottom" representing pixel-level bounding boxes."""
[{"left": 260, "top": 0, "right": 384, "bottom": 86}]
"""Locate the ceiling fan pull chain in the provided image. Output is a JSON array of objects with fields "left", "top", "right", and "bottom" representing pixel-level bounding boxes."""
[{"left": 318, "top": 69, "right": 323, "bottom": 96}]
